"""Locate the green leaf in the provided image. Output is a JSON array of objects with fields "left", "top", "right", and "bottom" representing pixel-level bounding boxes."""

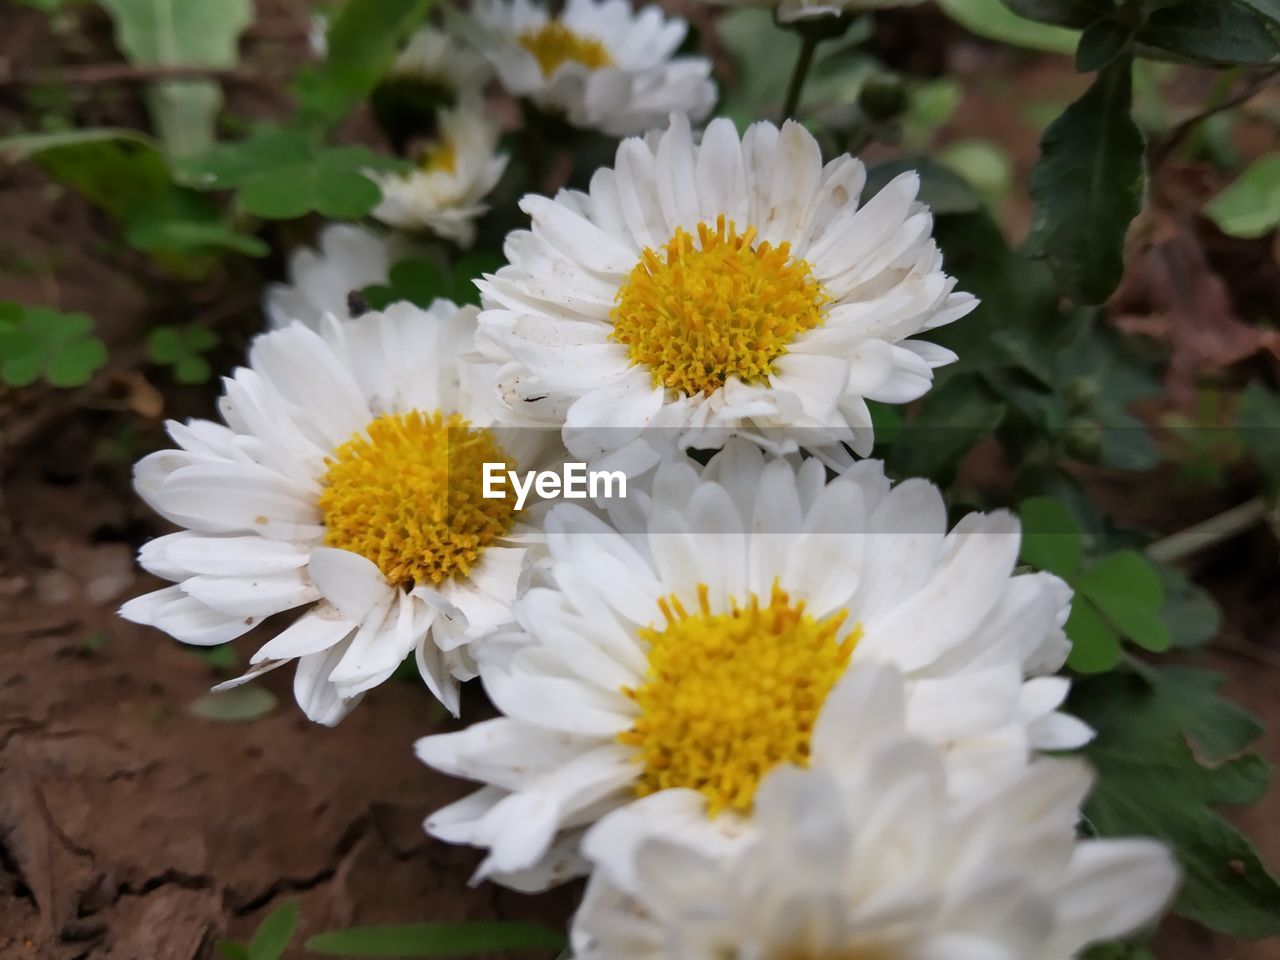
[
  {"left": 1236, "top": 0, "right": 1280, "bottom": 27},
  {"left": 97, "top": 0, "right": 253, "bottom": 158},
  {"left": 1238, "top": 382, "right": 1280, "bottom": 490},
  {"left": 187, "top": 686, "right": 277, "bottom": 723},
  {"left": 306, "top": 921, "right": 567, "bottom": 956},
  {"left": 1155, "top": 564, "right": 1222, "bottom": 649},
  {"left": 1002, "top": 0, "right": 1116, "bottom": 27},
  {"left": 1064, "top": 597, "right": 1123, "bottom": 672},
  {"left": 936, "top": 0, "right": 1083, "bottom": 54},
  {"left": 1075, "top": 669, "right": 1280, "bottom": 938},
  {"left": 248, "top": 901, "right": 298, "bottom": 960},
  {"left": 148, "top": 324, "right": 219, "bottom": 384},
  {"left": 1018, "top": 496, "right": 1082, "bottom": 576},
  {"left": 882, "top": 376, "right": 1006, "bottom": 486},
  {"left": 1076, "top": 550, "right": 1172, "bottom": 652},
  {"left": 0, "top": 128, "right": 171, "bottom": 221},
  {"left": 1026, "top": 56, "right": 1146, "bottom": 304},
  {"left": 0, "top": 127, "right": 256, "bottom": 268},
  {"left": 180, "top": 128, "right": 402, "bottom": 221},
  {"left": 215, "top": 942, "right": 251, "bottom": 960},
  {"left": 452, "top": 251, "right": 504, "bottom": 304},
  {"left": 388, "top": 259, "right": 453, "bottom": 306},
  {"left": 0, "top": 304, "right": 107, "bottom": 388},
  {"left": 300, "top": 0, "right": 436, "bottom": 128},
  {"left": 1204, "top": 154, "right": 1280, "bottom": 239},
  {"left": 1075, "top": 18, "right": 1132, "bottom": 72},
  {"left": 1137, "top": 0, "right": 1280, "bottom": 66},
  {"left": 125, "top": 213, "right": 268, "bottom": 258}
]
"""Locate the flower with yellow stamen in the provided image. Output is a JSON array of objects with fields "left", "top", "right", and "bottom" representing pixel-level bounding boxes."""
[
  {"left": 572, "top": 667, "right": 1177, "bottom": 960},
  {"left": 477, "top": 115, "right": 978, "bottom": 470},
  {"left": 372, "top": 99, "right": 508, "bottom": 247},
  {"left": 456, "top": 0, "right": 715, "bottom": 136},
  {"left": 121, "top": 300, "right": 556, "bottom": 725},
  {"left": 415, "top": 440, "right": 1092, "bottom": 892}
]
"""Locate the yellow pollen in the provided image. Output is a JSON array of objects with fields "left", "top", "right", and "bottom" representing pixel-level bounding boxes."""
[
  {"left": 619, "top": 583, "right": 860, "bottom": 816},
  {"left": 421, "top": 138, "right": 457, "bottom": 175},
  {"left": 318, "top": 411, "right": 518, "bottom": 589},
  {"left": 518, "top": 21, "right": 614, "bottom": 76},
  {"left": 773, "top": 947, "right": 899, "bottom": 960},
  {"left": 610, "top": 216, "right": 829, "bottom": 397}
]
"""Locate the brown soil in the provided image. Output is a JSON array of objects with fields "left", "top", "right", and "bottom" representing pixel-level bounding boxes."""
[{"left": 1, "top": 3, "right": 1278, "bottom": 959}]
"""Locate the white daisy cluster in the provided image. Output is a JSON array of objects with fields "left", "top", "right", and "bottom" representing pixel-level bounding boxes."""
[
  {"left": 359, "top": 23, "right": 508, "bottom": 246},
  {"left": 124, "top": 58, "right": 1178, "bottom": 951},
  {"left": 457, "top": 0, "right": 716, "bottom": 136}
]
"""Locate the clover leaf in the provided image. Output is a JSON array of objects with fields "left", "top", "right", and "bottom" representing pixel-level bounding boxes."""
[
  {"left": 147, "top": 324, "right": 220, "bottom": 384},
  {"left": 0, "top": 303, "right": 108, "bottom": 388}
]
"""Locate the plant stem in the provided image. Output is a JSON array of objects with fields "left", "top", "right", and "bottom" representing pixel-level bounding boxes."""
[
  {"left": 1145, "top": 496, "right": 1272, "bottom": 565},
  {"left": 781, "top": 32, "right": 820, "bottom": 123}
]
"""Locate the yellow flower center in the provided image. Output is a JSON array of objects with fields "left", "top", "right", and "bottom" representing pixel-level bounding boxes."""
[
  {"left": 518, "top": 21, "right": 614, "bottom": 77},
  {"left": 619, "top": 583, "right": 860, "bottom": 816},
  {"left": 318, "top": 411, "right": 518, "bottom": 589},
  {"left": 421, "top": 138, "right": 457, "bottom": 175},
  {"left": 610, "top": 217, "right": 829, "bottom": 397},
  {"left": 774, "top": 948, "right": 899, "bottom": 960}
]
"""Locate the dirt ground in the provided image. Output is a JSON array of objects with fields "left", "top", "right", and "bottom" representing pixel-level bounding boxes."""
[{"left": 1, "top": 2, "right": 1279, "bottom": 958}]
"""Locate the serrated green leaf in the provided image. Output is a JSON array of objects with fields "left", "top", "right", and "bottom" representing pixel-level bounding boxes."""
[
  {"left": 248, "top": 901, "right": 298, "bottom": 960},
  {"left": 1204, "top": 154, "right": 1280, "bottom": 239},
  {"left": 1026, "top": 56, "right": 1146, "bottom": 304},
  {"left": 1065, "top": 598, "right": 1122, "bottom": 672},
  {"left": 305, "top": 921, "right": 567, "bottom": 956},
  {"left": 97, "top": 0, "right": 253, "bottom": 157},
  {"left": 1137, "top": 0, "right": 1280, "bottom": 66},
  {"left": 936, "top": 0, "right": 1083, "bottom": 54},
  {"left": 1019, "top": 496, "right": 1082, "bottom": 576},
  {"left": 1076, "top": 550, "right": 1172, "bottom": 652},
  {"left": 1074, "top": 670, "right": 1280, "bottom": 938}
]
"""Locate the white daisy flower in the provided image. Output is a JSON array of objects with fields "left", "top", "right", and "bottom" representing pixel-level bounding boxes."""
[
  {"left": 390, "top": 26, "right": 491, "bottom": 93},
  {"left": 476, "top": 115, "right": 975, "bottom": 470},
  {"left": 458, "top": 0, "right": 716, "bottom": 137},
  {"left": 372, "top": 98, "right": 510, "bottom": 247},
  {"left": 264, "top": 223, "right": 407, "bottom": 331},
  {"left": 704, "top": 0, "right": 926, "bottom": 24},
  {"left": 121, "top": 301, "right": 552, "bottom": 725},
  {"left": 414, "top": 441, "right": 1090, "bottom": 890},
  {"left": 572, "top": 666, "right": 1178, "bottom": 960}
]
